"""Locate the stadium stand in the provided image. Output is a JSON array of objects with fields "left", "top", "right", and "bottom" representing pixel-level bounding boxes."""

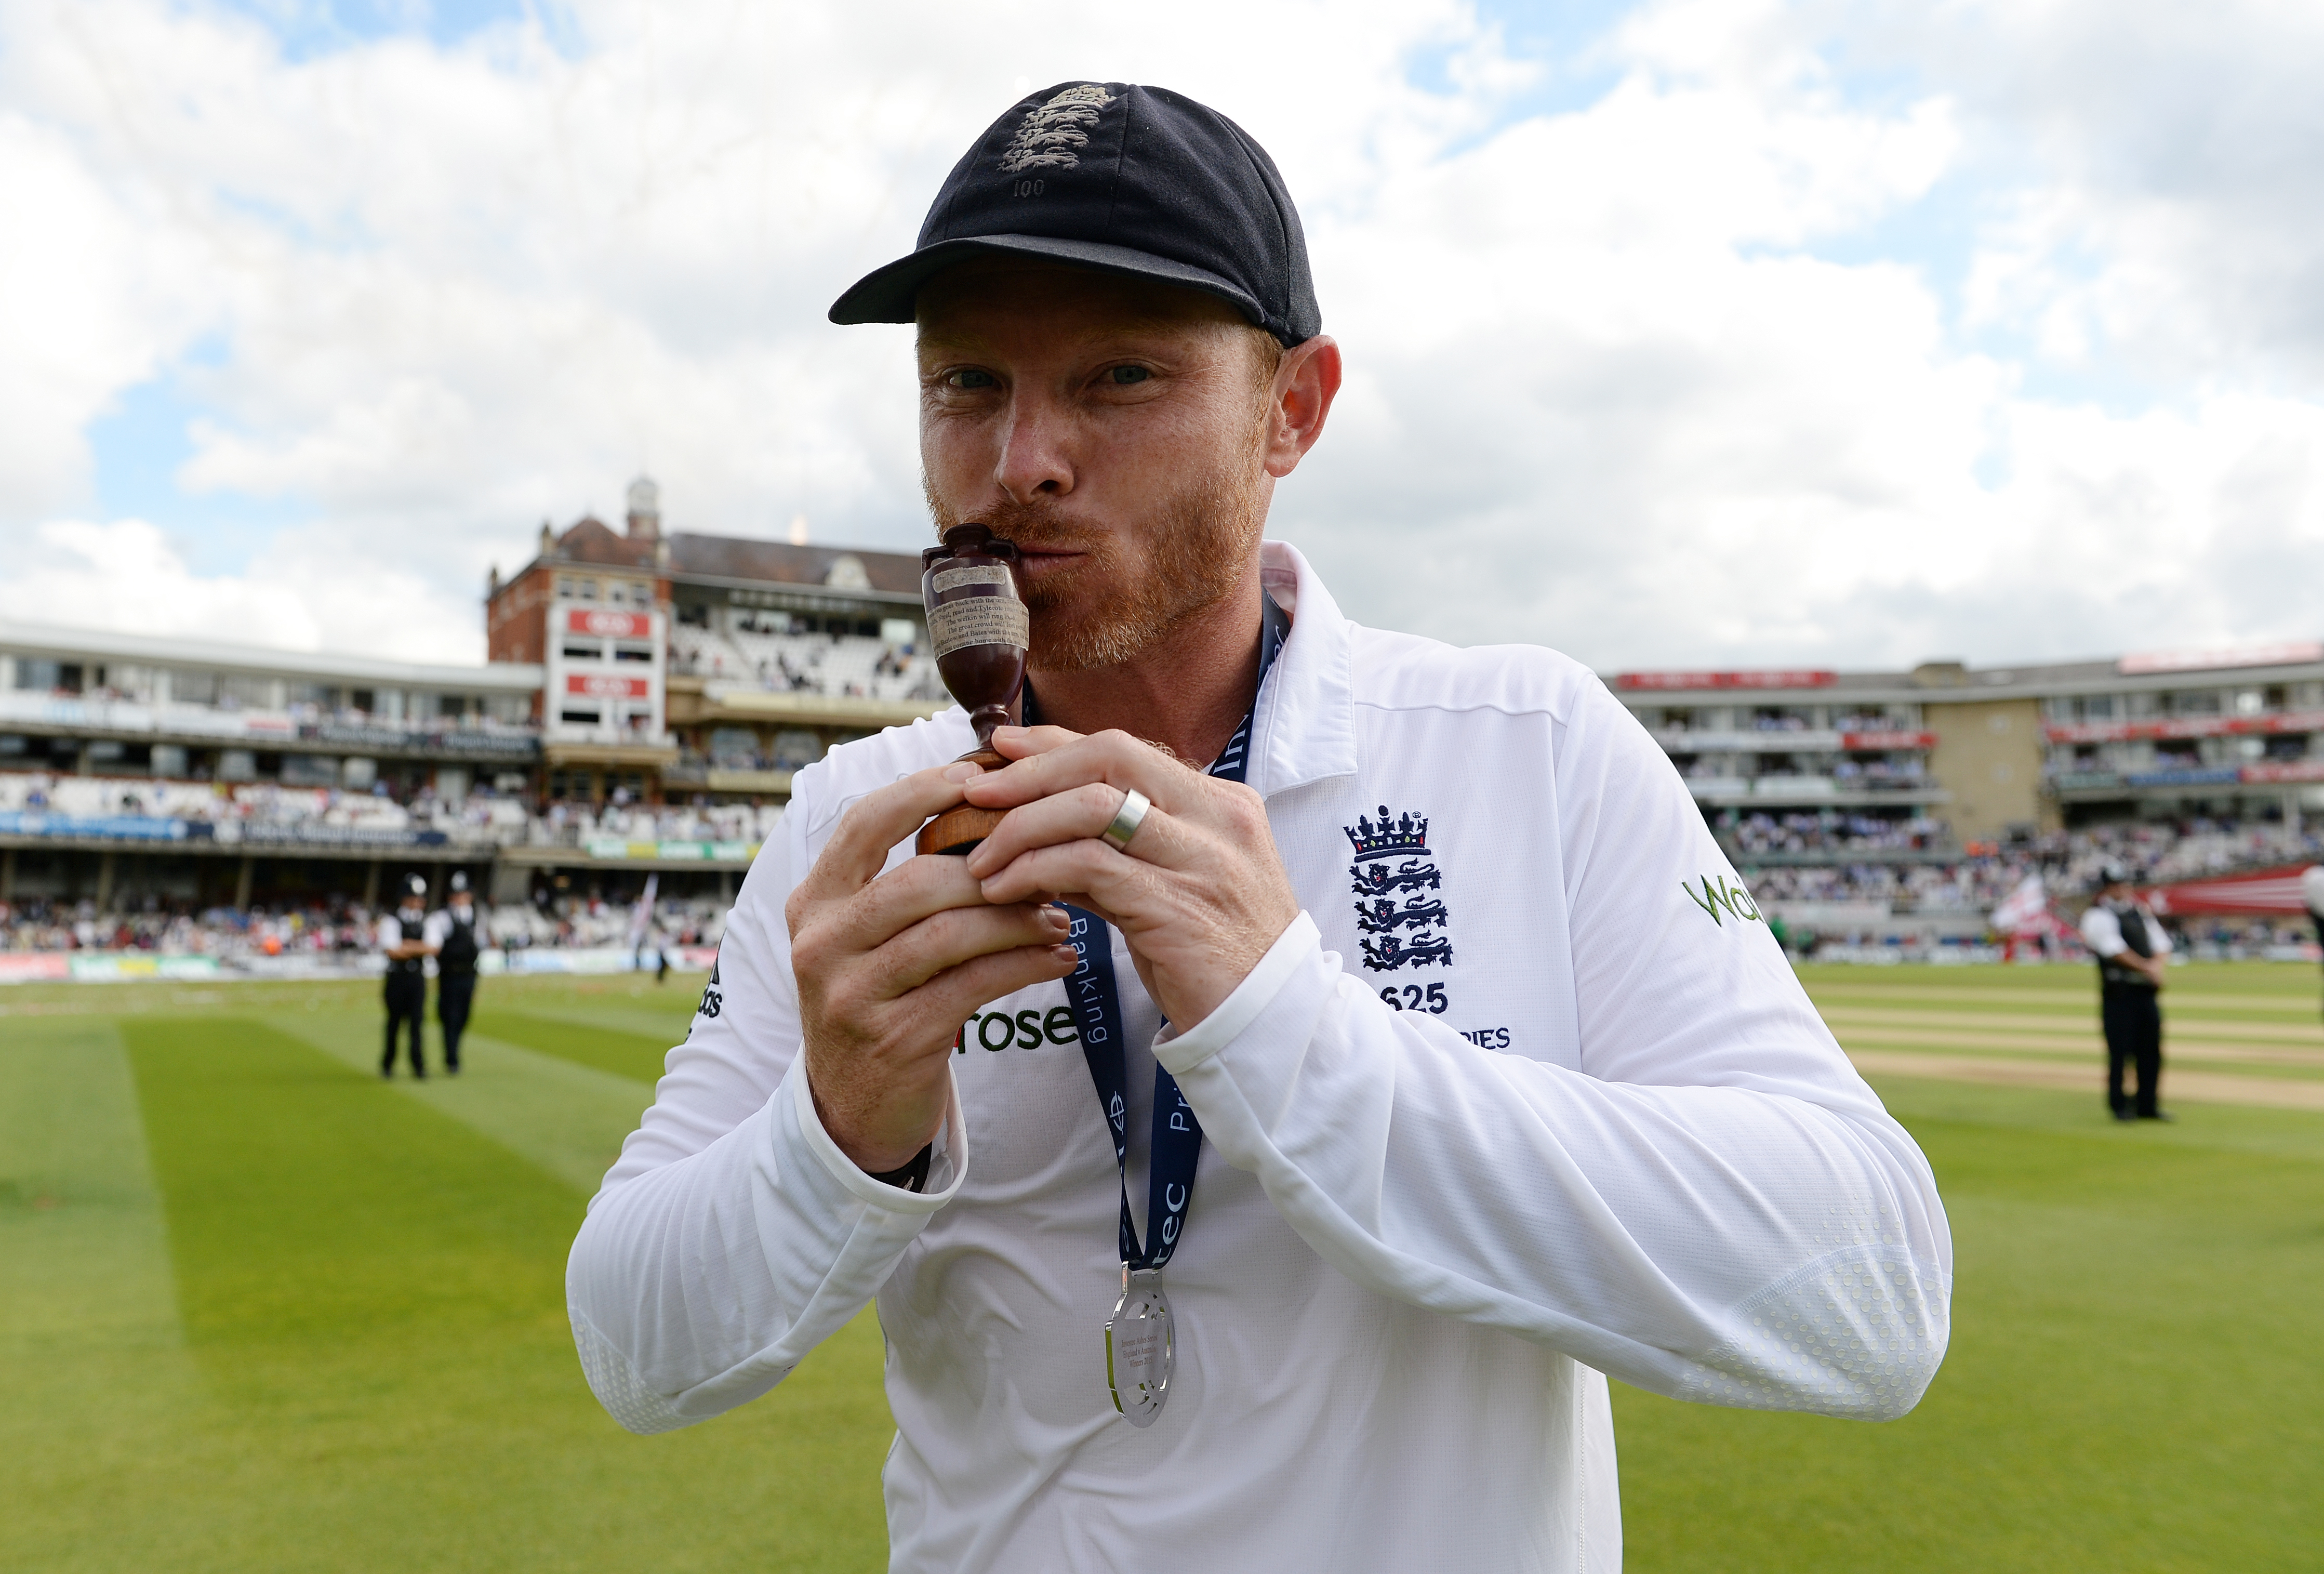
[
  {"left": 10, "top": 478, "right": 2322, "bottom": 969},
  {"left": 671, "top": 621, "right": 944, "bottom": 705},
  {"left": 0, "top": 770, "right": 527, "bottom": 846},
  {"left": 1735, "top": 817, "right": 2323, "bottom": 958}
]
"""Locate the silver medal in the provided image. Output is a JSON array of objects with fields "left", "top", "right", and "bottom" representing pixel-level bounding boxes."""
[{"left": 1104, "top": 1266, "right": 1175, "bottom": 1427}]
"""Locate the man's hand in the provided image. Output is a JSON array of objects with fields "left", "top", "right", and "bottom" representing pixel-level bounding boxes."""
[
  {"left": 787, "top": 761, "right": 1079, "bottom": 1174},
  {"left": 962, "top": 726, "right": 1300, "bottom": 1030}
]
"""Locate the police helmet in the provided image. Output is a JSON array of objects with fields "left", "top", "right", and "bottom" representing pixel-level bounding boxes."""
[
  {"left": 403, "top": 874, "right": 429, "bottom": 902},
  {"left": 449, "top": 871, "right": 470, "bottom": 894},
  {"left": 2095, "top": 861, "right": 2134, "bottom": 892}
]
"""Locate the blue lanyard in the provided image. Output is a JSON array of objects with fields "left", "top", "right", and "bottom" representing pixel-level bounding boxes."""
[{"left": 1042, "top": 598, "right": 1288, "bottom": 1271}]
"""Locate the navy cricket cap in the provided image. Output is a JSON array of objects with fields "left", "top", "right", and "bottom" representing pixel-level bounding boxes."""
[{"left": 829, "top": 82, "right": 1321, "bottom": 347}]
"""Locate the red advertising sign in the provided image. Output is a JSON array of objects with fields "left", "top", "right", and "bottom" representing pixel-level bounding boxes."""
[
  {"left": 2240, "top": 760, "right": 2324, "bottom": 784},
  {"left": 1615, "top": 670, "right": 1838, "bottom": 692},
  {"left": 565, "top": 673, "right": 651, "bottom": 699},
  {"left": 2145, "top": 866, "right": 2317, "bottom": 916},
  {"left": 566, "top": 608, "right": 654, "bottom": 639},
  {"left": 1840, "top": 730, "right": 1936, "bottom": 751},
  {"left": 2043, "top": 709, "right": 2324, "bottom": 745}
]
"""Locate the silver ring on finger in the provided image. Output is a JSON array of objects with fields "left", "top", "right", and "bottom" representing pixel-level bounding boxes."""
[{"left": 1101, "top": 788, "right": 1152, "bottom": 853}]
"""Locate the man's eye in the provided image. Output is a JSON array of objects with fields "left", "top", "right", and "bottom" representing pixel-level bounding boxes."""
[
  {"left": 1109, "top": 365, "right": 1151, "bottom": 386},
  {"left": 946, "top": 368, "right": 998, "bottom": 390}
]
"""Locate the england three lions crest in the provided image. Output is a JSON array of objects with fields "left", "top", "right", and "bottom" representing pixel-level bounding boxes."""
[
  {"left": 1345, "top": 806, "right": 1453, "bottom": 971},
  {"left": 998, "top": 84, "right": 1115, "bottom": 174}
]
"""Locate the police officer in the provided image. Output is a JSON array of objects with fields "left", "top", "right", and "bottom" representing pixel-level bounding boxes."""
[
  {"left": 379, "top": 874, "right": 435, "bottom": 1078},
  {"left": 428, "top": 871, "right": 482, "bottom": 1075},
  {"left": 2080, "top": 862, "right": 2172, "bottom": 1121}
]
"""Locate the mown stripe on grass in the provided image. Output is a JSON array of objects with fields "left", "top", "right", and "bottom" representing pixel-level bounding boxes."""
[
  {"left": 1818, "top": 1003, "right": 2324, "bottom": 1044},
  {"left": 1812, "top": 992, "right": 2321, "bottom": 1021},
  {"left": 124, "top": 1016, "right": 590, "bottom": 1350},
  {"left": 115, "top": 1014, "right": 894, "bottom": 1569},
  {"left": 265, "top": 1010, "right": 655, "bottom": 1197},
  {"left": 468, "top": 1008, "right": 680, "bottom": 1084},
  {"left": 1864, "top": 1068, "right": 2324, "bottom": 1161},
  {"left": 477, "top": 996, "right": 707, "bottom": 1044},
  {"left": 0, "top": 1016, "right": 182, "bottom": 1351},
  {"left": 1, "top": 1018, "right": 208, "bottom": 1574},
  {"left": 113, "top": 1009, "right": 897, "bottom": 1571},
  {"left": 1804, "top": 979, "right": 2321, "bottom": 1013},
  {"left": 1845, "top": 1049, "right": 2324, "bottom": 1109},
  {"left": 1827, "top": 1023, "right": 2324, "bottom": 1075}
]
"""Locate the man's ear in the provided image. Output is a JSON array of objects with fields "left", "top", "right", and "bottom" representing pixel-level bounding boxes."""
[{"left": 1263, "top": 335, "right": 1342, "bottom": 479}]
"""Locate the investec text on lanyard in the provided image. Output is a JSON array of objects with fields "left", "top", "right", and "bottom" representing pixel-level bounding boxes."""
[{"left": 1044, "top": 597, "right": 1287, "bottom": 1427}]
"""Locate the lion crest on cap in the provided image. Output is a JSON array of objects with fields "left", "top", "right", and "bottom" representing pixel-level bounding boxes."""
[{"left": 999, "top": 84, "right": 1115, "bottom": 175}]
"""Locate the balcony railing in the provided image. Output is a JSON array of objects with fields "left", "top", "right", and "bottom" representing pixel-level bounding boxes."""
[
  {"left": 1648, "top": 728, "right": 1936, "bottom": 755},
  {"left": 0, "top": 809, "right": 514, "bottom": 852},
  {"left": 1686, "top": 775, "right": 1943, "bottom": 803},
  {"left": 2046, "top": 763, "right": 2324, "bottom": 796},
  {"left": 0, "top": 691, "right": 539, "bottom": 757}
]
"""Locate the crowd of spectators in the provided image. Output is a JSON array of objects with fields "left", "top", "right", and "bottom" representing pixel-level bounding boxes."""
[
  {"left": 1733, "top": 814, "right": 2324, "bottom": 948},
  {"left": 2076, "top": 818, "right": 2323, "bottom": 885},
  {"left": 535, "top": 795, "right": 782, "bottom": 846},
  {"left": 0, "top": 891, "right": 730, "bottom": 960},
  {"left": 0, "top": 771, "right": 529, "bottom": 842},
  {"left": 1728, "top": 812, "right": 2321, "bottom": 883},
  {"left": 10, "top": 798, "right": 2317, "bottom": 964},
  {"left": 1737, "top": 861, "right": 2020, "bottom": 912},
  {"left": 1725, "top": 812, "right": 1948, "bottom": 855},
  {"left": 1680, "top": 758, "right": 1928, "bottom": 792},
  {"left": 1830, "top": 756, "right": 1926, "bottom": 789},
  {"left": 0, "top": 771, "right": 785, "bottom": 852},
  {"left": 669, "top": 626, "right": 946, "bottom": 704}
]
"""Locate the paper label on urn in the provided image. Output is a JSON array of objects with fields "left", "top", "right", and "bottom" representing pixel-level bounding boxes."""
[
  {"left": 931, "top": 564, "right": 1015, "bottom": 594},
  {"left": 928, "top": 594, "right": 1029, "bottom": 659}
]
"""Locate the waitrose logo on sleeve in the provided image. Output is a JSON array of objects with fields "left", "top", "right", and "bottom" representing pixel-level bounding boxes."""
[{"left": 1683, "top": 875, "right": 1764, "bottom": 927}]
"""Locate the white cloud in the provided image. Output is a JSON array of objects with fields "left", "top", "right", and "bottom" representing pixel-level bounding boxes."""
[
  {"left": 0, "top": 517, "right": 475, "bottom": 659},
  {"left": 1850, "top": 0, "right": 2324, "bottom": 389},
  {"left": 2, "top": 0, "right": 2322, "bottom": 673},
  {"left": 0, "top": 110, "right": 211, "bottom": 514}
]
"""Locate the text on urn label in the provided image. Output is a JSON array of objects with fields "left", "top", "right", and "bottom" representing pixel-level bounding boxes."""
[{"left": 929, "top": 594, "right": 1029, "bottom": 657}]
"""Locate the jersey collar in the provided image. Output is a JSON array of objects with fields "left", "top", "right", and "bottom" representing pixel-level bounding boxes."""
[{"left": 1244, "top": 540, "right": 1359, "bottom": 800}]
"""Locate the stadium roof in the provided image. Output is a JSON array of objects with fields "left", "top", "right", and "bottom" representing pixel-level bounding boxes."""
[
  {"left": 0, "top": 621, "right": 540, "bottom": 690},
  {"left": 536, "top": 516, "right": 924, "bottom": 600},
  {"left": 1608, "top": 647, "right": 2324, "bottom": 704}
]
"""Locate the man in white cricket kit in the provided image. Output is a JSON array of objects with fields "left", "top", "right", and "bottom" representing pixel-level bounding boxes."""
[{"left": 566, "top": 82, "right": 1952, "bottom": 1571}]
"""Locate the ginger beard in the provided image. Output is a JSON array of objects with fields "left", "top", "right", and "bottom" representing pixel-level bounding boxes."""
[{"left": 923, "top": 423, "right": 1270, "bottom": 673}]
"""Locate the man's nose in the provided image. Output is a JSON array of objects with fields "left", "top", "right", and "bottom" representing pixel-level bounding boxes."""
[{"left": 993, "top": 393, "right": 1075, "bottom": 501}]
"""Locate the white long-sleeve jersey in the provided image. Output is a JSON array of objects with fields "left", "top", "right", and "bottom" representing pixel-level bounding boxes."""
[{"left": 567, "top": 543, "right": 1952, "bottom": 1573}]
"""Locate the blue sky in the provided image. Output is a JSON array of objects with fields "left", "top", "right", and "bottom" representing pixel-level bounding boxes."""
[
  {"left": 227, "top": 0, "right": 540, "bottom": 56},
  {"left": 86, "top": 343, "right": 309, "bottom": 576}
]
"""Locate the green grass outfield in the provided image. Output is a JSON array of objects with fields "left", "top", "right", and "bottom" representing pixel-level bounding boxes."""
[{"left": 4, "top": 963, "right": 2319, "bottom": 1571}]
